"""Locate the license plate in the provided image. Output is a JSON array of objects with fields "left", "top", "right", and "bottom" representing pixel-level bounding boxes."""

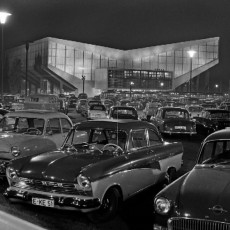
[
  {"left": 32, "top": 198, "right": 54, "bottom": 207},
  {"left": 175, "top": 126, "right": 186, "bottom": 130}
]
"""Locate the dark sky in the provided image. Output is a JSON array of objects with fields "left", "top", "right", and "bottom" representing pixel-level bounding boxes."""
[{"left": 1, "top": 0, "right": 230, "bottom": 90}]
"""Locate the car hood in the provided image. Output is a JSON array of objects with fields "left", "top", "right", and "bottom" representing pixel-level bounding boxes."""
[
  {"left": 179, "top": 165, "right": 230, "bottom": 221},
  {"left": 0, "top": 133, "right": 40, "bottom": 150},
  {"left": 15, "top": 150, "right": 114, "bottom": 182}
]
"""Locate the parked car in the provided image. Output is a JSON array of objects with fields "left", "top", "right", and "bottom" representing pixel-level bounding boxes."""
[
  {"left": 4, "top": 119, "right": 183, "bottom": 222},
  {"left": 87, "top": 104, "right": 107, "bottom": 120},
  {"left": 0, "top": 108, "right": 9, "bottom": 119},
  {"left": 194, "top": 108, "right": 230, "bottom": 136},
  {"left": 0, "top": 109, "right": 73, "bottom": 175},
  {"left": 151, "top": 107, "right": 197, "bottom": 136},
  {"left": 153, "top": 128, "right": 230, "bottom": 230},
  {"left": 76, "top": 99, "right": 87, "bottom": 114},
  {"left": 108, "top": 106, "right": 139, "bottom": 120},
  {"left": 185, "top": 104, "right": 203, "bottom": 118}
]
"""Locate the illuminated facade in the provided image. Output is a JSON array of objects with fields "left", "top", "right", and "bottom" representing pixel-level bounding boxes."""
[{"left": 5, "top": 37, "right": 219, "bottom": 96}]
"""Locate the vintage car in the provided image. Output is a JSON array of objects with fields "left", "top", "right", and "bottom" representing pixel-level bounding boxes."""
[
  {"left": 0, "top": 109, "right": 73, "bottom": 175},
  {"left": 151, "top": 107, "right": 197, "bottom": 136},
  {"left": 4, "top": 119, "right": 183, "bottom": 223},
  {"left": 185, "top": 104, "right": 203, "bottom": 118},
  {"left": 194, "top": 108, "right": 230, "bottom": 136},
  {"left": 87, "top": 104, "right": 107, "bottom": 120},
  {"left": 108, "top": 106, "right": 139, "bottom": 120},
  {"left": 153, "top": 128, "right": 230, "bottom": 230}
]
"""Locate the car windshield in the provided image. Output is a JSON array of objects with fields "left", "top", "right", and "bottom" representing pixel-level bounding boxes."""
[
  {"left": 163, "top": 110, "right": 189, "bottom": 119},
  {"left": 198, "top": 140, "right": 230, "bottom": 164},
  {"left": 65, "top": 127, "right": 127, "bottom": 153},
  {"left": 188, "top": 107, "right": 203, "bottom": 112},
  {"left": 112, "top": 108, "right": 137, "bottom": 119},
  {"left": 0, "top": 116, "right": 45, "bottom": 135}
]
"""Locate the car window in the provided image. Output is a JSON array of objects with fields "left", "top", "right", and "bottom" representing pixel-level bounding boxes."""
[
  {"left": 147, "top": 129, "right": 161, "bottom": 146},
  {"left": 130, "top": 129, "right": 147, "bottom": 149},
  {"left": 46, "top": 118, "right": 61, "bottom": 134},
  {"left": 199, "top": 140, "right": 230, "bottom": 163},
  {"left": 91, "top": 130, "right": 107, "bottom": 144},
  {"left": 60, "top": 118, "right": 72, "bottom": 133}
]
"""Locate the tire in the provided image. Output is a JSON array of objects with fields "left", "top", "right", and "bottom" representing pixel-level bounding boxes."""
[{"left": 87, "top": 188, "right": 121, "bottom": 223}]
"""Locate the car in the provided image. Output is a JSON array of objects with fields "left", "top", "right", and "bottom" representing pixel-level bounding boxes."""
[
  {"left": 76, "top": 99, "right": 87, "bottom": 114},
  {"left": 144, "top": 101, "right": 161, "bottom": 120},
  {"left": 153, "top": 128, "right": 230, "bottom": 230},
  {"left": 194, "top": 108, "right": 230, "bottom": 136},
  {"left": 87, "top": 104, "right": 107, "bottom": 120},
  {"left": 151, "top": 107, "right": 197, "bottom": 136},
  {"left": 0, "top": 108, "right": 9, "bottom": 119},
  {"left": 108, "top": 106, "right": 139, "bottom": 120},
  {"left": 0, "top": 109, "right": 73, "bottom": 175},
  {"left": 4, "top": 119, "right": 183, "bottom": 223},
  {"left": 185, "top": 104, "right": 203, "bottom": 118}
]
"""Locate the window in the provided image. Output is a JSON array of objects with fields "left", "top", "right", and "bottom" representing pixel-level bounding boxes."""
[
  {"left": 199, "top": 140, "right": 230, "bottom": 163},
  {"left": 147, "top": 129, "right": 161, "bottom": 146},
  {"left": 46, "top": 118, "right": 61, "bottom": 134},
  {"left": 130, "top": 129, "right": 147, "bottom": 149},
  {"left": 61, "top": 118, "right": 72, "bottom": 133}
]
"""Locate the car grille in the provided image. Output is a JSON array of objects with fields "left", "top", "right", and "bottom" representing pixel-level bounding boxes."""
[
  {"left": 14, "top": 177, "right": 92, "bottom": 196},
  {"left": 168, "top": 217, "right": 230, "bottom": 230}
]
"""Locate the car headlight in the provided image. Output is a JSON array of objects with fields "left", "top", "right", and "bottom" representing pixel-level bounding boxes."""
[
  {"left": 154, "top": 197, "right": 172, "bottom": 215},
  {"left": 77, "top": 174, "right": 92, "bottom": 191},
  {"left": 6, "top": 167, "right": 18, "bottom": 180},
  {"left": 11, "top": 146, "right": 21, "bottom": 157}
]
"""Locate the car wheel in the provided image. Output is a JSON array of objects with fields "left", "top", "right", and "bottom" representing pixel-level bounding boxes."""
[{"left": 87, "top": 187, "right": 121, "bottom": 223}]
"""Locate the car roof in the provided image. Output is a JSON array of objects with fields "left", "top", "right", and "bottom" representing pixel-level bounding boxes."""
[
  {"left": 5, "top": 109, "right": 70, "bottom": 119},
  {"left": 75, "top": 119, "right": 157, "bottom": 132},
  {"left": 205, "top": 128, "right": 230, "bottom": 142}
]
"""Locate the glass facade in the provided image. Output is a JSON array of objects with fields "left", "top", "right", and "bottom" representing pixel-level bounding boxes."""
[
  {"left": 6, "top": 37, "right": 219, "bottom": 96},
  {"left": 108, "top": 69, "right": 172, "bottom": 91}
]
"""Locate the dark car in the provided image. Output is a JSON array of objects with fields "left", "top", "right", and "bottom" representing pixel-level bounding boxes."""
[
  {"left": 153, "top": 128, "right": 230, "bottom": 230},
  {"left": 151, "top": 107, "right": 197, "bottom": 136},
  {"left": 108, "top": 106, "right": 138, "bottom": 120},
  {"left": 4, "top": 119, "right": 183, "bottom": 223},
  {"left": 194, "top": 108, "right": 230, "bottom": 136}
]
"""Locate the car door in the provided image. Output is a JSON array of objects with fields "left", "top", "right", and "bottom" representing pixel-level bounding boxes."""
[
  {"left": 60, "top": 118, "right": 72, "bottom": 140},
  {"left": 125, "top": 128, "right": 160, "bottom": 195},
  {"left": 45, "top": 118, "right": 64, "bottom": 148}
]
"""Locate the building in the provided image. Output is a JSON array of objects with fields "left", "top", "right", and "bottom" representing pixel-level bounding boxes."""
[{"left": 5, "top": 37, "right": 219, "bottom": 97}]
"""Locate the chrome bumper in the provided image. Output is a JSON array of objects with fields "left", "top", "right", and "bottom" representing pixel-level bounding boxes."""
[{"left": 4, "top": 187, "right": 101, "bottom": 212}]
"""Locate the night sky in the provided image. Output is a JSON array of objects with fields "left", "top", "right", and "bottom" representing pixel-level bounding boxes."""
[{"left": 1, "top": 0, "right": 230, "bottom": 91}]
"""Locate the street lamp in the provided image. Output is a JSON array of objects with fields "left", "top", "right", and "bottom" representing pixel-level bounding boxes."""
[
  {"left": 82, "top": 75, "right": 85, "bottom": 93},
  {"left": 215, "top": 84, "right": 219, "bottom": 94},
  {"left": 187, "top": 50, "right": 196, "bottom": 96},
  {"left": 130, "top": 81, "right": 134, "bottom": 98},
  {"left": 0, "top": 11, "right": 11, "bottom": 102},
  {"left": 25, "top": 42, "right": 29, "bottom": 96}
]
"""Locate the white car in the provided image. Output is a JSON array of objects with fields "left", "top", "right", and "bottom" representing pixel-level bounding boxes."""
[
  {"left": 185, "top": 105, "right": 203, "bottom": 118},
  {"left": 88, "top": 104, "right": 107, "bottom": 119}
]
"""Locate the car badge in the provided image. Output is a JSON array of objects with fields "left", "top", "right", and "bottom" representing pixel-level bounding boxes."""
[{"left": 209, "top": 205, "right": 228, "bottom": 215}]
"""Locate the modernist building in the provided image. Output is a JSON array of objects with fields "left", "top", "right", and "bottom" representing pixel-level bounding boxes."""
[{"left": 5, "top": 37, "right": 219, "bottom": 97}]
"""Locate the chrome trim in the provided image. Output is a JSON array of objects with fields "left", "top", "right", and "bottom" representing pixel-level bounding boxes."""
[
  {"left": 4, "top": 187, "right": 100, "bottom": 211},
  {"left": 168, "top": 217, "right": 230, "bottom": 230}
]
